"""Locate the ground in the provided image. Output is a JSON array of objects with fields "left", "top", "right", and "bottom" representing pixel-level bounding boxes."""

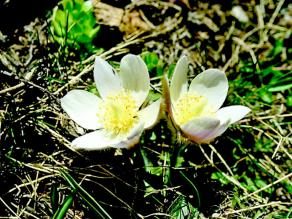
[{"left": 0, "top": 0, "right": 291, "bottom": 218}]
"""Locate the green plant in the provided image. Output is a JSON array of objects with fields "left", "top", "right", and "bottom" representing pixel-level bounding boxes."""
[
  {"left": 142, "top": 52, "right": 165, "bottom": 77},
  {"left": 59, "top": 170, "right": 112, "bottom": 218},
  {"left": 50, "top": 0, "right": 100, "bottom": 52}
]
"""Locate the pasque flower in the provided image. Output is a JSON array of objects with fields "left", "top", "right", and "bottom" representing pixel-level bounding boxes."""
[
  {"left": 165, "top": 56, "right": 251, "bottom": 143},
  {"left": 61, "top": 54, "right": 161, "bottom": 150}
]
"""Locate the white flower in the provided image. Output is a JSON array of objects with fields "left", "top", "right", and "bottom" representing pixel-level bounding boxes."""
[
  {"left": 61, "top": 54, "right": 161, "bottom": 150},
  {"left": 166, "top": 56, "right": 251, "bottom": 143}
]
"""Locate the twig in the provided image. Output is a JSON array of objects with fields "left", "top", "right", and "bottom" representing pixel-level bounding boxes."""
[
  {"left": 221, "top": 201, "right": 291, "bottom": 216},
  {"left": 199, "top": 144, "right": 249, "bottom": 194},
  {"left": 0, "top": 82, "right": 25, "bottom": 95},
  {"left": 0, "top": 197, "right": 19, "bottom": 218},
  {"left": 8, "top": 175, "right": 55, "bottom": 193},
  {"left": 208, "top": 144, "right": 234, "bottom": 176},
  {"left": 37, "top": 121, "right": 84, "bottom": 157},
  {"left": 272, "top": 136, "right": 283, "bottom": 159},
  {"left": 240, "top": 172, "right": 292, "bottom": 201}
]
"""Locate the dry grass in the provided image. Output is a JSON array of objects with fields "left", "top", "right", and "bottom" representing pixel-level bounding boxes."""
[{"left": 0, "top": 0, "right": 291, "bottom": 218}]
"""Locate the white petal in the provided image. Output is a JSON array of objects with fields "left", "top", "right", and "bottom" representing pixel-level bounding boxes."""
[
  {"left": 72, "top": 123, "right": 144, "bottom": 150},
  {"left": 120, "top": 54, "right": 150, "bottom": 107},
  {"left": 138, "top": 99, "right": 161, "bottom": 129},
  {"left": 202, "top": 105, "right": 251, "bottom": 142},
  {"left": 71, "top": 130, "right": 120, "bottom": 150},
  {"left": 170, "top": 56, "right": 189, "bottom": 102},
  {"left": 94, "top": 57, "right": 122, "bottom": 99},
  {"left": 111, "top": 122, "right": 144, "bottom": 149},
  {"left": 180, "top": 117, "right": 220, "bottom": 143},
  {"left": 61, "top": 90, "right": 102, "bottom": 130},
  {"left": 216, "top": 105, "right": 251, "bottom": 124},
  {"left": 200, "top": 119, "right": 230, "bottom": 143},
  {"left": 189, "top": 69, "right": 228, "bottom": 111}
]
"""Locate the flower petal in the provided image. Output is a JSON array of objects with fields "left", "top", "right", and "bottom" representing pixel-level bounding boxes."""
[
  {"left": 71, "top": 123, "right": 144, "bottom": 150},
  {"left": 216, "top": 105, "right": 251, "bottom": 124},
  {"left": 94, "top": 57, "right": 122, "bottom": 99},
  {"left": 189, "top": 69, "right": 228, "bottom": 111},
  {"left": 201, "top": 105, "right": 251, "bottom": 142},
  {"left": 120, "top": 54, "right": 150, "bottom": 107},
  {"left": 200, "top": 119, "right": 230, "bottom": 143},
  {"left": 71, "top": 130, "right": 120, "bottom": 150},
  {"left": 139, "top": 99, "right": 161, "bottom": 129},
  {"left": 61, "top": 90, "right": 102, "bottom": 130},
  {"left": 170, "top": 56, "right": 189, "bottom": 102},
  {"left": 180, "top": 117, "right": 220, "bottom": 143},
  {"left": 112, "top": 122, "right": 144, "bottom": 149}
]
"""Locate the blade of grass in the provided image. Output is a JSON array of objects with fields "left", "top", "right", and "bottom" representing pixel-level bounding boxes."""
[
  {"left": 52, "top": 192, "right": 75, "bottom": 219},
  {"left": 179, "top": 171, "right": 201, "bottom": 208},
  {"left": 51, "top": 183, "right": 59, "bottom": 213},
  {"left": 60, "top": 169, "right": 112, "bottom": 219}
]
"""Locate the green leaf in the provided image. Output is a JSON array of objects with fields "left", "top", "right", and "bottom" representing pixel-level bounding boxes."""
[
  {"left": 142, "top": 52, "right": 159, "bottom": 72},
  {"left": 140, "top": 147, "right": 163, "bottom": 176},
  {"left": 150, "top": 132, "right": 156, "bottom": 141},
  {"left": 259, "top": 89, "right": 273, "bottom": 103},
  {"left": 272, "top": 39, "right": 284, "bottom": 57},
  {"left": 60, "top": 169, "right": 112, "bottom": 219},
  {"left": 143, "top": 180, "right": 158, "bottom": 197},
  {"left": 51, "top": 184, "right": 59, "bottom": 213},
  {"left": 260, "top": 66, "right": 283, "bottom": 78},
  {"left": 179, "top": 171, "right": 200, "bottom": 207},
  {"left": 167, "top": 64, "right": 176, "bottom": 78},
  {"left": 268, "top": 83, "right": 292, "bottom": 92},
  {"left": 211, "top": 172, "right": 229, "bottom": 185},
  {"left": 148, "top": 90, "right": 161, "bottom": 101},
  {"left": 285, "top": 183, "right": 292, "bottom": 194},
  {"left": 52, "top": 193, "right": 75, "bottom": 219},
  {"left": 243, "top": 175, "right": 257, "bottom": 192},
  {"left": 50, "top": 0, "right": 100, "bottom": 52},
  {"left": 175, "top": 156, "right": 185, "bottom": 168},
  {"left": 168, "top": 195, "right": 200, "bottom": 219},
  {"left": 287, "top": 95, "right": 292, "bottom": 107}
]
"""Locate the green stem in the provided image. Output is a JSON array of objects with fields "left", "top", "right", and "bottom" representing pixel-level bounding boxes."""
[{"left": 179, "top": 171, "right": 201, "bottom": 208}]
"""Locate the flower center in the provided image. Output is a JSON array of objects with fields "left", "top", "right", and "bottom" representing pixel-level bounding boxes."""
[
  {"left": 98, "top": 90, "right": 138, "bottom": 135},
  {"left": 174, "top": 92, "right": 214, "bottom": 125}
]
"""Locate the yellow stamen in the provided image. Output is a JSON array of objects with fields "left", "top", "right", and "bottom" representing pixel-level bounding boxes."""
[
  {"left": 98, "top": 90, "right": 138, "bottom": 135},
  {"left": 174, "top": 92, "right": 214, "bottom": 125}
]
